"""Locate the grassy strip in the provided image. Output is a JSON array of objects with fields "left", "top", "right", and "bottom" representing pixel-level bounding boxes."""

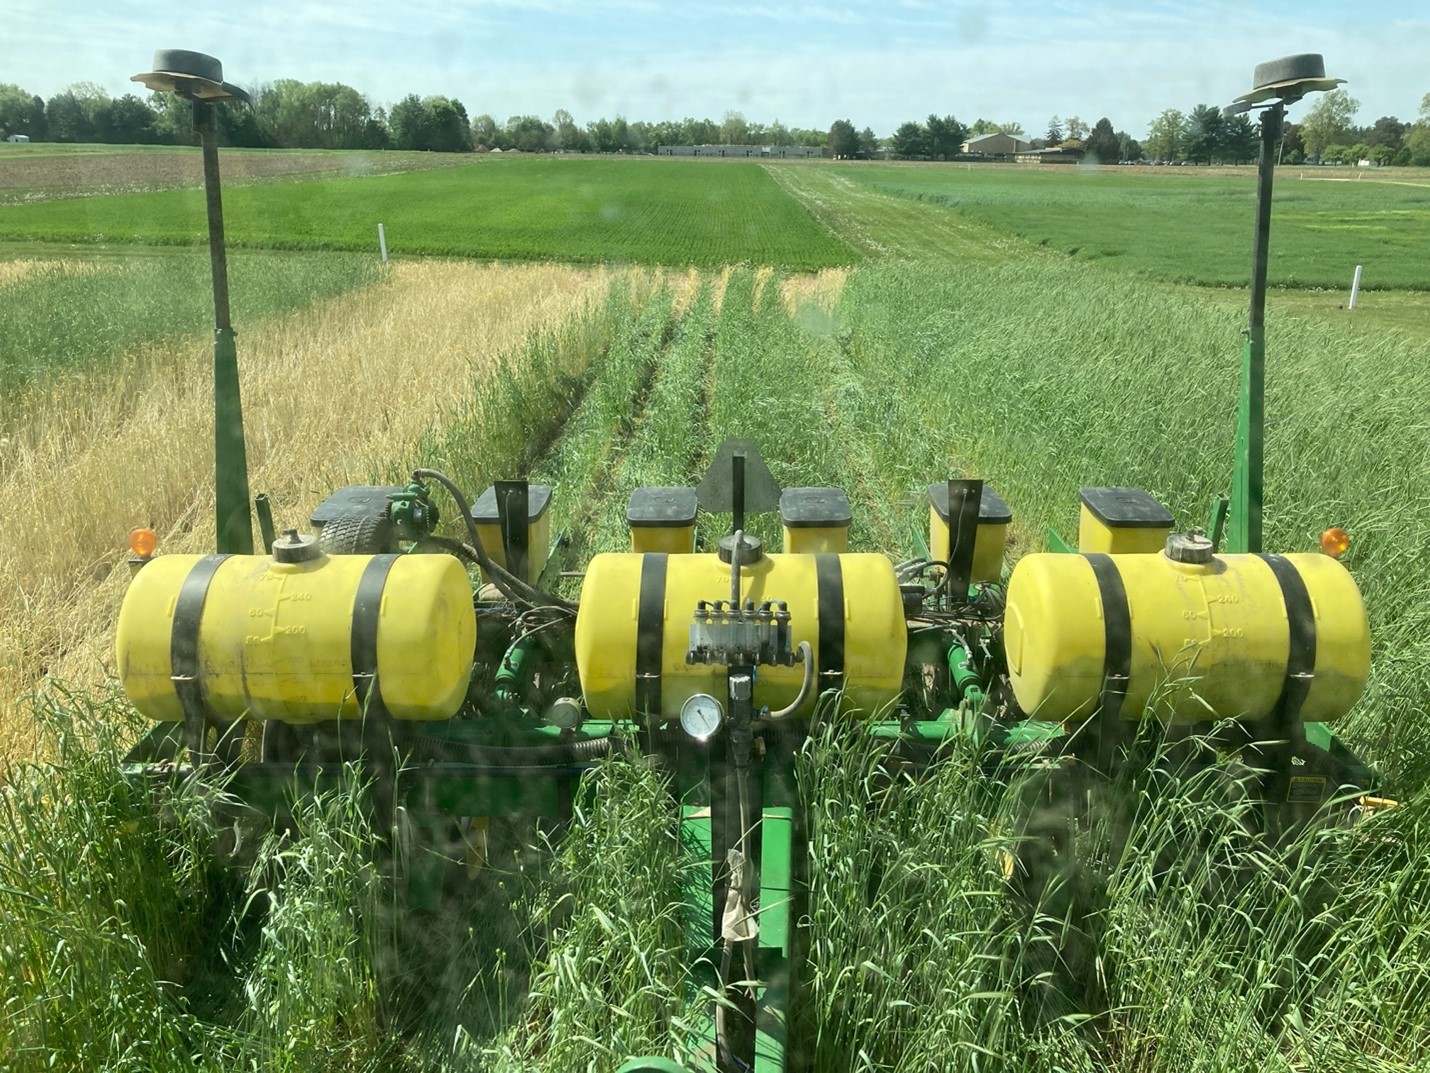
[
  {"left": 0, "top": 158, "right": 856, "bottom": 270},
  {"left": 0, "top": 249, "right": 381, "bottom": 395},
  {"left": 702, "top": 268, "right": 865, "bottom": 548},
  {"left": 842, "top": 164, "right": 1430, "bottom": 290},
  {"left": 764, "top": 162, "right": 1032, "bottom": 263},
  {"left": 612, "top": 280, "right": 717, "bottom": 493},
  {"left": 531, "top": 281, "right": 678, "bottom": 574}
]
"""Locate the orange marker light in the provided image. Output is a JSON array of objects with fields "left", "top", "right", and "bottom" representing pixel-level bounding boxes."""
[
  {"left": 128, "top": 527, "right": 158, "bottom": 559},
  {"left": 1320, "top": 527, "right": 1350, "bottom": 559}
]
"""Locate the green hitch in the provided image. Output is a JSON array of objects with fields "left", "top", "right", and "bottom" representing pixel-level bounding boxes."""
[
  {"left": 948, "top": 644, "right": 985, "bottom": 710},
  {"left": 493, "top": 633, "right": 540, "bottom": 708}
]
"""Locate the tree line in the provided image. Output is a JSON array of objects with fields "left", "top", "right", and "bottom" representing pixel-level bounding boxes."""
[
  {"left": 2, "top": 77, "right": 1428, "bottom": 168},
  {"left": 1145, "top": 91, "right": 1430, "bottom": 166},
  {"left": 0, "top": 80, "right": 829, "bottom": 155}
]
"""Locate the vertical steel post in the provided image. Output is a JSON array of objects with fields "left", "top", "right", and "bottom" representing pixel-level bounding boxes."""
[
  {"left": 1228, "top": 102, "right": 1283, "bottom": 555},
  {"left": 196, "top": 99, "right": 254, "bottom": 555}
]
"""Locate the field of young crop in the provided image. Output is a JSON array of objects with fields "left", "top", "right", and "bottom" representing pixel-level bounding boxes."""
[
  {"left": 0, "top": 156, "right": 855, "bottom": 269},
  {"left": 843, "top": 162, "right": 1430, "bottom": 290},
  {"left": 2, "top": 153, "right": 1429, "bottom": 1072}
]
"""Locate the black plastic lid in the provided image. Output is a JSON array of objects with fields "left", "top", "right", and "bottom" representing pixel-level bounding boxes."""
[
  {"left": 310, "top": 485, "right": 403, "bottom": 525},
  {"left": 627, "top": 486, "right": 698, "bottom": 527},
  {"left": 471, "top": 483, "right": 553, "bottom": 523},
  {"left": 1078, "top": 486, "right": 1174, "bottom": 528},
  {"left": 927, "top": 483, "right": 1012, "bottom": 524},
  {"left": 780, "top": 487, "right": 852, "bottom": 529}
]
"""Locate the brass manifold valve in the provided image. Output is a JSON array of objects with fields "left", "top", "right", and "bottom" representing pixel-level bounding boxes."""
[{"left": 687, "top": 599, "right": 801, "bottom": 668}]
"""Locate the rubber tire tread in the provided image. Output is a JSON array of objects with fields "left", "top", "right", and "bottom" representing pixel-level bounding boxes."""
[{"left": 318, "top": 513, "right": 396, "bottom": 555}]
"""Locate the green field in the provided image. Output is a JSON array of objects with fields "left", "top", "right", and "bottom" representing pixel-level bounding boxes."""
[
  {"left": 3, "top": 152, "right": 1430, "bottom": 1072},
  {"left": 0, "top": 157, "right": 855, "bottom": 269},
  {"left": 840, "top": 163, "right": 1430, "bottom": 290}
]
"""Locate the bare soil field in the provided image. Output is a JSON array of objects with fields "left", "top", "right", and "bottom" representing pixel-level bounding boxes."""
[{"left": 0, "top": 145, "right": 482, "bottom": 204}]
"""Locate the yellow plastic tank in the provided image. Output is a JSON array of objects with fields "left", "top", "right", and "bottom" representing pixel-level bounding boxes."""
[
  {"left": 780, "top": 487, "right": 852, "bottom": 555},
  {"left": 116, "top": 550, "right": 476, "bottom": 724},
  {"left": 927, "top": 483, "right": 1012, "bottom": 584},
  {"left": 628, "top": 487, "right": 698, "bottom": 554},
  {"left": 575, "top": 551, "right": 906, "bottom": 719},
  {"left": 1004, "top": 549, "right": 1370, "bottom": 724},
  {"left": 1077, "top": 487, "right": 1174, "bottom": 554},
  {"left": 472, "top": 483, "right": 552, "bottom": 585}
]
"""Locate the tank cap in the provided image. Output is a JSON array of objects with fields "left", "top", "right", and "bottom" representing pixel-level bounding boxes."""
[
  {"left": 272, "top": 528, "right": 325, "bottom": 564},
  {"left": 718, "top": 533, "right": 764, "bottom": 565},
  {"left": 1164, "top": 528, "right": 1214, "bottom": 564}
]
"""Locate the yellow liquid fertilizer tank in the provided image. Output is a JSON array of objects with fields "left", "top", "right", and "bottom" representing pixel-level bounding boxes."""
[
  {"left": 575, "top": 551, "right": 906, "bottom": 719},
  {"left": 116, "top": 545, "right": 476, "bottom": 724},
  {"left": 1004, "top": 543, "right": 1370, "bottom": 724}
]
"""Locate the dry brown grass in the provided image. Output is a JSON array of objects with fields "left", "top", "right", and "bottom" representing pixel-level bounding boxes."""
[
  {"left": 0, "top": 261, "right": 613, "bottom": 759},
  {"left": 779, "top": 267, "right": 849, "bottom": 314}
]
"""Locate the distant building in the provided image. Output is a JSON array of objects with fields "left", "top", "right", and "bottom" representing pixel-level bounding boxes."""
[
  {"left": 960, "top": 133, "right": 1032, "bottom": 158},
  {"left": 5, "top": 134, "right": 30, "bottom": 144},
  {"left": 658, "top": 144, "right": 824, "bottom": 158},
  {"left": 1015, "top": 146, "right": 1085, "bottom": 165}
]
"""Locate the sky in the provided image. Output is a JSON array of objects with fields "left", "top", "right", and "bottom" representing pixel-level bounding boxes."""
[{"left": 5, "top": 1, "right": 1428, "bottom": 137}]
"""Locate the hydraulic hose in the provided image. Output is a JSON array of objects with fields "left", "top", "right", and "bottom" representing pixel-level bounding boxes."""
[{"left": 765, "top": 640, "right": 815, "bottom": 720}]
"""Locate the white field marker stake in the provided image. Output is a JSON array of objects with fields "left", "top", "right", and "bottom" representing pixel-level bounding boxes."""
[
  {"left": 378, "top": 223, "right": 388, "bottom": 263},
  {"left": 1348, "top": 264, "right": 1363, "bottom": 310}
]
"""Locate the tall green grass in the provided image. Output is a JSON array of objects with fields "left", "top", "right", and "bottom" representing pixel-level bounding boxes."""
[
  {"left": 837, "top": 259, "right": 1430, "bottom": 787},
  {"left": 0, "top": 691, "right": 226, "bottom": 1072},
  {"left": 0, "top": 251, "right": 382, "bottom": 394},
  {"left": 490, "top": 754, "right": 698, "bottom": 1071}
]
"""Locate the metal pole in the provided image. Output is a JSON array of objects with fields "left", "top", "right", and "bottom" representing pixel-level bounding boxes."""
[
  {"left": 196, "top": 99, "right": 254, "bottom": 555},
  {"left": 1228, "top": 101, "right": 1282, "bottom": 555}
]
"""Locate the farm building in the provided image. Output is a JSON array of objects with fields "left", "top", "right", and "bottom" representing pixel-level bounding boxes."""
[
  {"left": 6, "top": 134, "right": 31, "bottom": 143},
  {"left": 659, "top": 144, "right": 824, "bottom": 158},
  {"left": 1015, "top": 145, "right": 1086, "bottom": 164},
  {"left": 960, "top": 132, "right": 1032, "bottom": 158}
]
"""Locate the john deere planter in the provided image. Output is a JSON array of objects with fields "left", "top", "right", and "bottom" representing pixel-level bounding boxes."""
[{"left": 115, "top": 54, "right": 1383, "bottom": 1073}]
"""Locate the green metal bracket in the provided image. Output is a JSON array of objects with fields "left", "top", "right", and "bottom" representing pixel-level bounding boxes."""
[
  {"left": 1046, "top": 527, "right": 1075, "bottom": 554},
  {"left": 254, "top": 493, "right": 276, "bottom": 554},
  {"left": 1205, "top": 494, "right": 1229, "bottom": 553},
  {"left": 910, "top": 522, "right": 932, "bottom": 562}
]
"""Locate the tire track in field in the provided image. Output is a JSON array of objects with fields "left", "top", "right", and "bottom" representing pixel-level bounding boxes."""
[
  {"left": 763, "top": 162, "right": 1033, "bottom": 263},
  {"left": 815, "top": 342, "right": 905, "bottom": 554}
]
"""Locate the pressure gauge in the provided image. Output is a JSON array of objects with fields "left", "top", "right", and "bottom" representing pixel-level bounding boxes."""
[{"left": 680, "top": 693, "right": 725, "bottom": 742}]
